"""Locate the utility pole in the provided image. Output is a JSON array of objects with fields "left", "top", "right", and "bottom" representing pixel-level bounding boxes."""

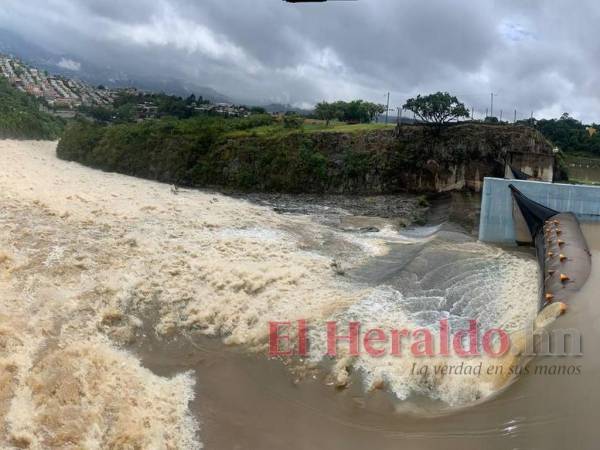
[
  {"left": 485, "top": 108, "right": 488, "bottom": 118},
  {"left": 396, "top": 107, "right": 402, "bottom": 125},
  {"left": 514, "top": 109, "right": 517, "bottom": 123},
  {"left": 385, "top": 92, "right": 390, "bottom": 124},
  {"left": 490, "top": 92, "right": 496, "bottom": 118},
  {"left": 471, "top": 107, "right": 474, "bottom": 120},
  {"left": 500, "top": 110, "right": 503, "bottom": 122}
]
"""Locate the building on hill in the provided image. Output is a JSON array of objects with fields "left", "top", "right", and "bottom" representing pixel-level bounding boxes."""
[{"left": 0, "top": 53, "right": 115, "bottom": 110}]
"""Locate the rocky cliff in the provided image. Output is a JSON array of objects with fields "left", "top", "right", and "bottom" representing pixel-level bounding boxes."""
[
  {"left": 57, "top": 120, "right": 555, "bottom": 194},
  {"left": 213, "top": 124, "right": 555, "bottom": 193}
]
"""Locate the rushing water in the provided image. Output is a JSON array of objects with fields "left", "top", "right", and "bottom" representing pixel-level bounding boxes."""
[
  {"left": 0, "top": 140, "right": 596, "bottom": 448},
  {"left": 139, "top": 223, "right": 600, "bottom": 450}
]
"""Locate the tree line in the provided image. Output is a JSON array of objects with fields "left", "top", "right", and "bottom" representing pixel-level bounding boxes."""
[
  {"left": 527, "top": 113, "right": 600, "bottom": 156},
  {"left": 316, "top": 92, "right": 600, "bottom": 156},
  {"left": 7, "top": 69, "right": 596, "bottom": 158},
  {"left": 314, "top": 100, "right": 386, "bottom": 125},
  {"left": 79, "top": 92, "right": 212, "bottom": 123}
]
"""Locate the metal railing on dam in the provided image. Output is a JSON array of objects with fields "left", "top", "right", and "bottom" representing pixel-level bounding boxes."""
[{"left": 479, "top": 177, "right": 600, "bottom": 244}]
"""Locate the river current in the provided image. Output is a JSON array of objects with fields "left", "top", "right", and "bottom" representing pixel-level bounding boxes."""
[{"left": 0, "top": 140, "right": 595, "bottom": 449}]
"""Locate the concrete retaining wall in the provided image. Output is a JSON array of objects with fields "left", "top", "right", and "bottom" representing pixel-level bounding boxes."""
[{"left": 478, "top": 177, "right": 600, "bottom": 244}]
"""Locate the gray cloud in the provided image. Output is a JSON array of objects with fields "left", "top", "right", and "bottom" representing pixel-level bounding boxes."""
[{"left": 1, "top": 0, "right": 599, "bottom": 121}]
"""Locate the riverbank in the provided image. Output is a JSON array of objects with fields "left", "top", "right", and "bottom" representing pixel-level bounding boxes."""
[{"left": 56, "top": 118, "right": 555, "bottom": 194}]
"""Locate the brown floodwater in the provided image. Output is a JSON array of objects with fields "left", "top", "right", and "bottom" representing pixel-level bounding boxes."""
[
  {"left": 1, "top": 142, "right": 548, "bottom": 447},
  {"left": 568, "top": 159, "right": 600, "bottom": 184},
  {"left": 136, "top": 223, "right": 600, "bottom": 450}
]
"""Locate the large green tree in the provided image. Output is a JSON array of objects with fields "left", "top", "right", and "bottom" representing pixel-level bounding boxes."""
[
  {"left": 403, "top": 92, "right": 469, "bottom": 125},
  {"left": 533, "top": 113, "right": 600, "bottom": 155},
  {"left": 314, "top": 100, "right": 386, "bottom": 124},
  {"left": 314, "top": 101, "right": 339, "bottom": 126}
]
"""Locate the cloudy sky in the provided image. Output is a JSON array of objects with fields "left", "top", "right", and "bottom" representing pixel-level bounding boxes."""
[{"left": 0, "top": 0, "right": 599, "bottom": 121}]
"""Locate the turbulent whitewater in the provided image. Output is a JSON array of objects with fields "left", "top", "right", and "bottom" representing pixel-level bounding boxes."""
[{"left": 0, "top": 140, "right": 539, "bottom": 447}]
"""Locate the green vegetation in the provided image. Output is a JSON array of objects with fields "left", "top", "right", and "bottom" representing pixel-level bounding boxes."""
[
  {"left": 314, "top": 100, "right": 386, "bottom": 125},
  {"left": 0, "top": 78, "right": 64, "bottom": 139},
  {"left": 79, "top": 92, "right": 212, "bottom": 123},
  {"left": 529, "top": 113, "right": 600, "bottom": 156},
  {"left": 57, "top": 113, "right": 400, "bottom": 192},
  {"left": 57, "top": 114, "right": 275, "bottom": 184},
  {"left": 282, "top": 114, "right": 304, "bottom": 129},
  {"left": 59, "top": 89, "right": 556, "bottom": 194},
  {"left": 416, "top": 195, "right": 430, "bottom": 207},
  {"left": 403, "top": 92, "right": 469, "bottom": 125},
  {"left": 515, "top": 113, "right": 600, "bottom": 182},
  {"left": 57, "top": 109, "right": 549, "bottom": 193},
  {"left": 223, "top": 120, "right": 394, "bottom": 139}
]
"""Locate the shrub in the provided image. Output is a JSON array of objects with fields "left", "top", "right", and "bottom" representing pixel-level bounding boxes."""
[
  {"left": 0, "top": 78, "right": 64, "bottom": 139},
  {"left": 283, "top": 115, "right": 303, "bottom": 129}
]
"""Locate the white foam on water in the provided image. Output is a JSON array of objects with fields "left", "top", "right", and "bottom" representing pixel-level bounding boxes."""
[
  {"left": 333, "top": 223, "right": 442, "bottom": 262},
  {"left": 338, "top": 232, "right": 389, "bottom": 257},
  {"left": 216, "top": 227, "right": 291, "bottom": 242},
  {"left": 306, "top": 239, "right": 539, "bottom": 407},
  {"left": 362, "top": 224, "right": 442, "bottom": 244},
  {"left": 0, "top": 138, "right": 541, "bottom": 444}
]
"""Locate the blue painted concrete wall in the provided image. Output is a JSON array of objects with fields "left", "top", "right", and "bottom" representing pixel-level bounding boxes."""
[{"left": 479, "top": 177, "right": 600, "bottom": 244}]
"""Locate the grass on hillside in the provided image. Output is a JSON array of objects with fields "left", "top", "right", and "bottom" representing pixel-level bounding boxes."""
[{"left": 223, "top": 119, "right": 396, "bottom": 138}]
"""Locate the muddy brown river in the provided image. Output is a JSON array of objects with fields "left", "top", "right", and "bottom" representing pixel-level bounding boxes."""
[
  {"left": 0, "top": 140, "right": 597, "bottom": 449},
  {"left": 135, "top": 225, "right": 600, "bottom": 450}
]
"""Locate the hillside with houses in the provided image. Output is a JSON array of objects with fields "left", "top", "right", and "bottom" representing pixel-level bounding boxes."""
[{"left": 0, "top": 54, "right": 256, "bottom": 121}]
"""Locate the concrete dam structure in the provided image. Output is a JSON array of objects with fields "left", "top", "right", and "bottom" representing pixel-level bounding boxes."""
[
  {"left": 479, "top": 177, "right": 596, "bottom": 312},
  {"left": 509, "top": 184, "right": 592, "bottom": 311},
  {"left": 479, "top": 177, "right": 600, "bottom": 244}
]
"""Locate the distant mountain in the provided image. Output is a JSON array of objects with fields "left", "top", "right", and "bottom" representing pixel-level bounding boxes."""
[
  {"left": 0, "top": 29, "right": 230, "bottom": 103},
  {"left": 124, "top": 76, "right": 231, "bottom": 103}
]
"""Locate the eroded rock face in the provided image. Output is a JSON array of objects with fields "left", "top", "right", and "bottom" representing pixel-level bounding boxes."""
[
  {"left": 215, "top": 124, "right": 554, "bottom": 194},
  {"left": 57, "top": 119, "right": 555, "bottom": 194}
]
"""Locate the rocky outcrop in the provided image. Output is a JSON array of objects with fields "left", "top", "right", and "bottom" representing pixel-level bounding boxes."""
[
  {"left": 57, "top": 120, "right": 555, "bottom": 194},
  {"left": 213, "top": 124, "right": 555, "bottom": 193}
]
